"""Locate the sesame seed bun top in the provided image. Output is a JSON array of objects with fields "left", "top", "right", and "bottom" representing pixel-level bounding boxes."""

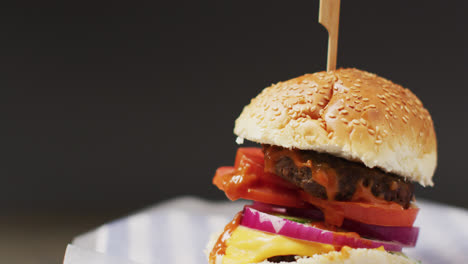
[{"left": 234, "top": 68, "right": 437, "bottom": 186}]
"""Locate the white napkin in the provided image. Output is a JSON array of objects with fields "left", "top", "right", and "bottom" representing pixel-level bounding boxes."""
[{"left": 64, "top": 196, "right": 468, "bottom": 264}]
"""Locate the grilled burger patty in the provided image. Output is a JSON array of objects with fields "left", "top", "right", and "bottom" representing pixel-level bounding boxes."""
[
  {"left": 264, "top": 145, "right": 414, "bottom": 208},
  {"left": 267, "top": 256, "right": 297, "bottom": 262}
]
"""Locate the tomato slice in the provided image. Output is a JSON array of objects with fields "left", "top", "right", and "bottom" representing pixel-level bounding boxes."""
[
  {"left": 213, "top": 147, "right": 419, "bottom": 227},
  {"left": 213, "top": 166, "right": 235, "bottom": 190},
  {"left": 234, "top": 148, "right": 264, "bottom": 168},
  {"left": 213, "top": 148, "right": 303, "bottom": 207},
  {"left": 213, "top": 165, "right": 304, "bottom": 207},
  {"left": 233, "top": 148, "right": 297, "bottom": 188},
  {"left": 342, "top": 202, "right": 419, "bottom": 227},
  {"left": 300, "top": 192, "right": 419, "bottom": 227}
]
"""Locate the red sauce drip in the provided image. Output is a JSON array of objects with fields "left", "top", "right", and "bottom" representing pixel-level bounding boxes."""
[
  {"left": 264, "top": 147, "right": 340, "bottom": 201},
  {"left": 352, "top": 181, "right": 395, "bottom": 205},
  {"left": 263, "top": 146, "right": 407, "bottom": 226},
  {"left": 209, "top": 212, "right": 242, "bottom": 264},
  {"left": 264, "top": 146, "right": 395, "bottom": 205}
]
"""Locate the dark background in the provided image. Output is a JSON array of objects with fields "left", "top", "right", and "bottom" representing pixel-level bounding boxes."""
[
  {"left": 1, "top": 0, "right": 467, "bottom": 211},
  {"left": 0, "top": 1, "right": 466, "bottom": 261}
]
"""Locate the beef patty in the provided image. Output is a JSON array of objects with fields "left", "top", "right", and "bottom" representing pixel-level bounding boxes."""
[
  {"left": 267, "top": 256, "right": 297, "bottom": 262},
  {"left": 263, "top": 145, "right": 414, "bottom": 208}
]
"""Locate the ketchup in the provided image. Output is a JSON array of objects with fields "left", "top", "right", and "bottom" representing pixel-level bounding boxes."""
[{"left": 209, "top": 212, "right": 243, "bottom": 264}]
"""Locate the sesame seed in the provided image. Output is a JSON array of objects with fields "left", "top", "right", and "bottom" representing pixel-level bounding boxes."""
[
  {"left": 375, "top": 139, "right": 383, "bottom": 145},
  {"left": 360, "top": 118, "right": 367, "bottom": 126},
  {"left": 340, "top": 110, "right": 349, "bottom": 115},
  {"left": 362, "top": 98, "right": 369, "bottom": 102},
  {"left": 328, "top": 131, "right": 334, "bottom": 139},
  {"left": 368, "top": 128, "right": 375, "bottom": 135},
  {"left": 341, "top": 118, "right": 349, "bottom": 124},
  {"left": 337, "top": 105, "right": 345, "bottom": 111},
  {"left": 352, "top": 119, "right": 360, "bottom": 125},
  {"left": 328, "top": 113, "right": 336, "bottom": 119}
]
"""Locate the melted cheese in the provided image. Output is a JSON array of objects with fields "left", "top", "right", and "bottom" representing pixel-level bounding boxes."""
[{"left": 223, "top": 226, "right": 335, "bottom": 264}]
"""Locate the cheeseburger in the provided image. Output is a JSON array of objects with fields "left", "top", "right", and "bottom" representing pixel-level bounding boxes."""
[{"left": 207, "top": 68, "right": 436, "bottom": 264}]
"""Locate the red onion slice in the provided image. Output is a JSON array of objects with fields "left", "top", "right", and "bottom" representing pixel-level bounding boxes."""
[
  {"left": 342, "top": 218, "right": 419, "bottom": 247},
  {"left": 248, "top": 201, "right": 419, "bottom": 247},
  {"left": 241, "top": 207, "right": 404, "bottom": 252}
]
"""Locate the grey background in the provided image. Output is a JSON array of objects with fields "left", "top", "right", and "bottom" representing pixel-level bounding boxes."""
[{"left": 0, "top": 0, "right": 466, "bottom": 217}]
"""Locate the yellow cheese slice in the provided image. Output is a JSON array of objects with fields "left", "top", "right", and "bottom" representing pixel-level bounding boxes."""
[{"left": 223, "top": 226, "right": 335, "bottom": 264}]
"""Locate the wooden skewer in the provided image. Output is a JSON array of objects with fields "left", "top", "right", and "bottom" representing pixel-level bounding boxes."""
[{"left": 319, "top": 0, "right": 341, "bottom": 72}]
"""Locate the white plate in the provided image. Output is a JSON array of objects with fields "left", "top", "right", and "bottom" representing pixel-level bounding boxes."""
[{"left": 64, "top": 196, "right": 468, "bottom": 264}]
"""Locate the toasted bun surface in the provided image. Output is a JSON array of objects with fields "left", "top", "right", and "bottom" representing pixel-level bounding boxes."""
[
  {"left": 206, "top": 233, "right": 419, "bottom": 264},
  {"left": 234, "top": 68, "right": 436, "bottom": 186},
  {"left": 211, "top": 250, "right": 418, "bottom": 264},
  {"left": 253, "top": 248, "right": 419, "bottom": 264}
]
